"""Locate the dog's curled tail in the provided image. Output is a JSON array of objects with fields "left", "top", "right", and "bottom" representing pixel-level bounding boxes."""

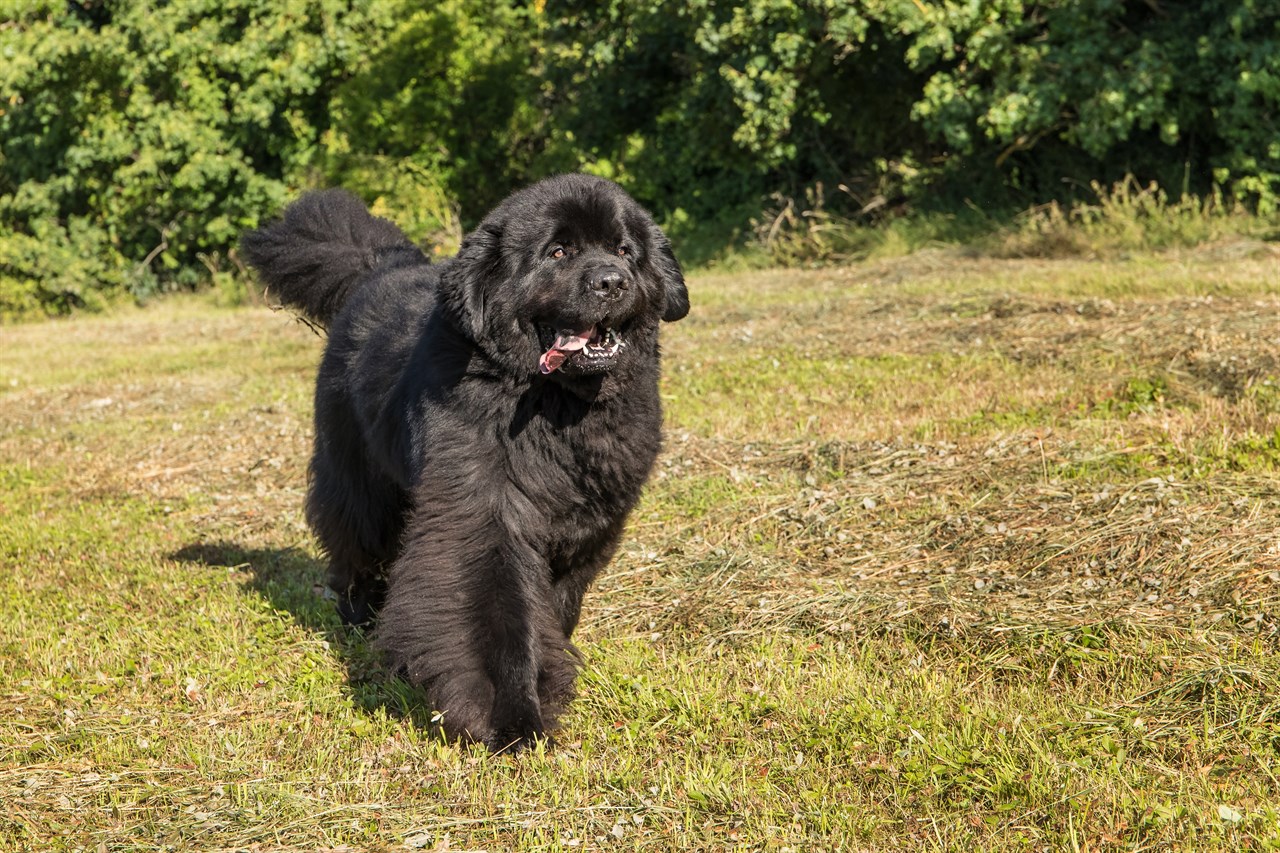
[{"left": 239, "top": 189, "right": 419, "bottom": 326}]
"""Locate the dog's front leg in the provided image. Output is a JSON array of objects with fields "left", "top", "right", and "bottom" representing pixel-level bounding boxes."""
[{"left": 373, "top": 500, "right": 551, "bottom": 752}]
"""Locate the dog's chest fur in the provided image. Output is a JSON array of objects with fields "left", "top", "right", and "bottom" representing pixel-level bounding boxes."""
[{"left": 503, "top": 379, "right": 662, "bottom": 542}]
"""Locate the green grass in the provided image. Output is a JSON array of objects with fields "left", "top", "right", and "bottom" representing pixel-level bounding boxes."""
[{"left": 2, "top": 251, "right": 1280, "bottom": 850}]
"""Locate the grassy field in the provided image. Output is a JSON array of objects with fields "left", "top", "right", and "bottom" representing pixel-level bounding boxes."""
[{"left": 2, "top": 245, "right": 1279, "bottom": 851}]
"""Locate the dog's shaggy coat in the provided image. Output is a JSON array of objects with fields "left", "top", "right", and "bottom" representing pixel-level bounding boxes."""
[{"left": 241, "top": 174, "right": 688, "bottom": 751}]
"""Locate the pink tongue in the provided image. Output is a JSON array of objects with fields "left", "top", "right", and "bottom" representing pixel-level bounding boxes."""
[{"left": 539, "top": 327, "right": 595, "bottom": 374}]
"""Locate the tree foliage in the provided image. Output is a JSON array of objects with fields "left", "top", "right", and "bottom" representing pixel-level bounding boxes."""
[
  {"left": 1, "top": 0, "right": 1277, "bottom": 316},
  {"left": 899, "top": 0, "right": 1280, "bottom": 207},
  {"left": 0, "top": 0, "right": 369, "bottom": 314},
  {"left": 547, "top": 0, "right": 1280, "bottom": 218},
  {"left": 323, "top": 0, "right": 545, "bottom": 232}
]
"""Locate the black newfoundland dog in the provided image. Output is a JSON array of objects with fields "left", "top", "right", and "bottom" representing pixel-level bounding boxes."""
[{"left": 240, "top": 174, "right": 688, "bottom": 752}]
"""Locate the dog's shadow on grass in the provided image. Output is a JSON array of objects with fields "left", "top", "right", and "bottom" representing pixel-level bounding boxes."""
[{"left": 170, "top": 541, "right": 437, "bottom": 729}]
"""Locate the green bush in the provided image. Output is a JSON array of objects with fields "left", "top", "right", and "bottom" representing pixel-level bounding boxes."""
[
  {"left": 0, "top": 221, "right": 116, "bottom": 319},
  {"left": 0, "top": 0, "right": 370, "bottom": 314},
  {"left": 541, "top": 1, "right": 927, "bottom": 234},
  {"left": 1, "top": 0, "right": 1278, "bottom": 317},
  {"left": 323, "top": 0, "right": 545, "bottom": 228},
  {"left": 899, "top": 0, "right": 1280, "bottom": 212},
  {"left": 544, "top": 0, "right": 1280, "bottom": 220}
]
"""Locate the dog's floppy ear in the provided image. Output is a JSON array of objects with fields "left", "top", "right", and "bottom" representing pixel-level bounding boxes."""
[
  {"left": 443, "top": 220, "right": 505, "bottom": 340},
  {"left": 650, "top": 225, "right": 689, "bottom": 322}
]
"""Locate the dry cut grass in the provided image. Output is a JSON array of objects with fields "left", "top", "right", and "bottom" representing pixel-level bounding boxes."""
[{"left": 1, "top": 249, "right": 1278, "bottom": 851}]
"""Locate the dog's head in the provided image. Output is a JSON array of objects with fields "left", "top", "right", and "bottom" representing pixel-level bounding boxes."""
[{"left": 441, "top": 174, "right": 688, "bottom": 385}]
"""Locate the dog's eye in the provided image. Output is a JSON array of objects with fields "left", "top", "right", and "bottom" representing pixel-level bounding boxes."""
[
  {"left": 548, "top": 245, "right": 566, "bottom": 260},
  {"left": 617, "top": 245, "right": 630, "bottom": 258}
]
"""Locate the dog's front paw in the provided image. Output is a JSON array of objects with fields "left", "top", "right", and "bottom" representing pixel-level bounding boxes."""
[{"left": 486, "top": 704, "right": 551, "bottom": 754}]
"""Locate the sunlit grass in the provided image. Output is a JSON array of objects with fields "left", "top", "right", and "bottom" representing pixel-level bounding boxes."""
[{"left": 2, "top": 251, "right": 1279, "bottom": 850}]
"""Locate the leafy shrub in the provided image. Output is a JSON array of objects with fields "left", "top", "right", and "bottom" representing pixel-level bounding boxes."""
[
  {"left": 0, "top": 221, "right": 116, "bottom": 319},
  {"left": 900, "top": 0, "right": 1280, "bottom": 212},
  {"left": 547, "top": 1, "right": 1279, "bottom": 218},
  {"left": 323, "top": 0, "right": 545, "bottom": 227},
  {"left": 0, "top": 0, "right": 370, "bottom": 314},
  {"left": 2, "top": 0, "right": 1278, "bottom": 316}
]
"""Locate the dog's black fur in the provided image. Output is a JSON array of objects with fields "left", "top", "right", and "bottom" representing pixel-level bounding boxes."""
[{"left": 240, "top": 174, "right": 688, "bottom": 752}]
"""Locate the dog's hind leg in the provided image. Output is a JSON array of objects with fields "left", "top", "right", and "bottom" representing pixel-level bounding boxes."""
[{"left": 305, "top": 436, "right": 407, "bottom": 627}]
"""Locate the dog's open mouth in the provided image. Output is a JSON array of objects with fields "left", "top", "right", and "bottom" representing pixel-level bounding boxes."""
[{"left": 538, "top": 325, "right": 623, "bottom": 374}]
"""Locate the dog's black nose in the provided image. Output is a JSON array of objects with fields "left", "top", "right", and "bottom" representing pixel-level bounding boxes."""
[{"left": 589, "top": 270, "right": 627, "bottom": 299}]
